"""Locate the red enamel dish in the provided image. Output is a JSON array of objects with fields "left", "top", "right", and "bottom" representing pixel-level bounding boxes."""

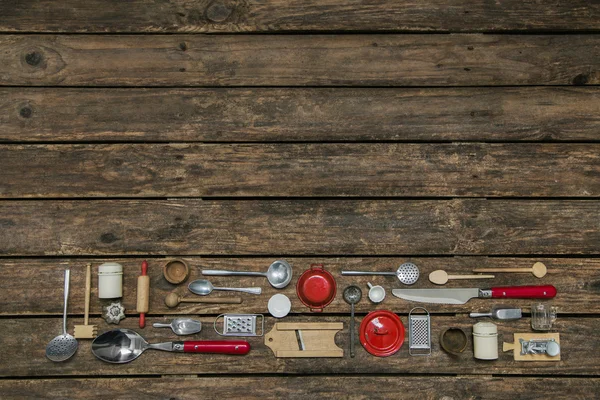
[
  {"left": 296, "top": 264, "right": 337, "bottom": 312},
  {"left": 360, "top": 310, "right": 405, "bottom": 357}
]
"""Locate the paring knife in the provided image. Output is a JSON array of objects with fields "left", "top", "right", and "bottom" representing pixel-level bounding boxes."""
[{"left": 392, "top": 285, "right": 556, "bottom": 305}]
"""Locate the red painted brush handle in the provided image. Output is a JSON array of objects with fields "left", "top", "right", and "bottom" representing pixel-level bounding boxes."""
[
  {"left": 182, "top": 340, "right": 250, "bottom": 355},
  {"left": 491, "top": 285, "right": 556, "bottom": 299}
]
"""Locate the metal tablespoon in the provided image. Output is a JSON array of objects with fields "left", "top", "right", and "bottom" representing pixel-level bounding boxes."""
[
  {"left": 153, "top": 318, "right": 202, "bottom": 335},
  {"left": 343, "top": 285, "right": 362, "bottom": 358},
  {"left": 188, "top": 279, "right": 262, "bottom": 295},
  {"left": 202, "top": 260, "right": 293, "bottom": 289},
  {"left": 46, "top": 269, "right": 78, "bottom": 362}
]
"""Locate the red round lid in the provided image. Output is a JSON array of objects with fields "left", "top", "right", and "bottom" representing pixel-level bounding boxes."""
[{"left": 359, "top": 310, "right": 405, "bottom": 357}]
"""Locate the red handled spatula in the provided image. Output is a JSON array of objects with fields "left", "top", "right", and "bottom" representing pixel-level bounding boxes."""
[{"left": 392, "top": 285, "right": 556, "bottom": 305}]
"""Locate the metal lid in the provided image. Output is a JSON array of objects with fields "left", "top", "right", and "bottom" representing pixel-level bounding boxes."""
[
  {"left": 359, "top": 310, "right": 405, "bottom": 357},
  {"left": 98, "top": 262, "right": 123, "bottom": 275}
]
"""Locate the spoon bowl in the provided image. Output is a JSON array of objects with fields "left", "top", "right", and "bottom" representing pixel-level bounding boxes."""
[{"left": 266, "top": 260, "right": 293, "bottom": 289}]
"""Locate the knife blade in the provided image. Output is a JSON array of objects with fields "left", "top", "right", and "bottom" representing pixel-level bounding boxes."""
[{"left": 392, "top": 285, "right": 556, "bottom": 305}]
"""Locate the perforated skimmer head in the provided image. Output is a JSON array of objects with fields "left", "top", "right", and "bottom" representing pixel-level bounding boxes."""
[
  {"left": 46, "top": 334, "right": 78, "bottom": 362},
  {"left": 397, "top": 263, "right": 420, "bottom": 285}
]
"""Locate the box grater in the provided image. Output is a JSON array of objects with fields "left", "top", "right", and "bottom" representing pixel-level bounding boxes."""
[
  {"left": 214, "top": 314, "right": 264, "bottom": 337},
  {"left": 408, "top": 307, "right": 431, "bottom": 356}
]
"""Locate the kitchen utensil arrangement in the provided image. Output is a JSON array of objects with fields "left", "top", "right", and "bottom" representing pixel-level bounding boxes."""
[
  {"left": 153, "top": 318, "right": 202, "bottom": 335},
  {"left": 342, "top": 285, "right": 362, "bottom": 358},
  {"left": 44, "top": 259, "right": 561, "bottom": 364},
  {"left": 73, "top": 264, "right": 97, "bottom": 339},
  {"left": 342, "top": 262, "right": 420, "bottom": 285},
  {"left": 46, "top": 269, "right": 79, "bottom": 362},
  {"left": 428, "top": 270, "right": 494, "bottom": 285},
  {"left": 473, "top": 262, "right": 547, "bottom": 278},
  {"left": 91, "top": 329, "right": 250, "bottom": 363}
]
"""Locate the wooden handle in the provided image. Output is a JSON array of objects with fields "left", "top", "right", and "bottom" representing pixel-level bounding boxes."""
[
  {"left": 180, "top": 297, "right": 243, "bottom": 304},
  {"left": 473, "top": 268, "right": 530, "bottom": 273},
  {"left": 84, "top": 263, "right": 91, "bottom": 325},
  {"left": 503, "top": 342, "right": 515, "bottom": 352},
  {"left": 447, "top": 274, "right": 495, "bottom": 280}
]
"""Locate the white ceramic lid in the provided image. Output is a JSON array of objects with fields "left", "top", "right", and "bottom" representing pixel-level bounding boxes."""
[
  {"left": 98, "top": 262, "right": 123, "bottom": 274},
  {"left": 268, "top": 294, "right": 291, "bottom": 318},
  {"left": 473, "top": 321, "right": 497, "bottom": 335}
]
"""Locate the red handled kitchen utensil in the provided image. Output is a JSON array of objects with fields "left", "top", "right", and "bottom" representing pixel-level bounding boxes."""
[
  {"left": 296, "top": 264, "right": 336, "bottom": 312},
  {"left": 137, "top": 260, "right": 150, "bottom": 328},
  {"left": 392, "top": 285, "right": 556, "bottom": 304},
  {"left": 92, "top": 329, "right": 250, "bottom": 363}
]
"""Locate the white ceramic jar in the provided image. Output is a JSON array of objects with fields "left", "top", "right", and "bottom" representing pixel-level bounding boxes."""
[
  {"left": 98, "top": 262, "right": 123, "bottom": 299},
  {"left": 472, "top": 321, "right": 498, "bottom": 360}
]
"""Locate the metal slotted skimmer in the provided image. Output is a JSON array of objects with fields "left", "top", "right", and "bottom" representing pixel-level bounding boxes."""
[
  {"left": 408, "top": 307, "right": 431, "bottom": 356},
  {"left": 214, "top": 314, "right": 264, "bottom": 337}
]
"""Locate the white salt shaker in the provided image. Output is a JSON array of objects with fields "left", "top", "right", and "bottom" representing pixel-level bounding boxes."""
[
  {"left": 473, "top": 321, "right": 498, "bottom": 360},
  {"left": 98, "top": 262, "right": 123, "bottom": 299}
]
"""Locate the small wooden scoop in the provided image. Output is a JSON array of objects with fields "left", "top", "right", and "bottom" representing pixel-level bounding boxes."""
[
  {"left": 473, "top": 262, "right": 547, "bottom": 278},
  {"left": 429, "top": 270, "right": 495, "bottom": 285},
  {"left": 74, "top": 264, "right": 97, "bottom": 339}
]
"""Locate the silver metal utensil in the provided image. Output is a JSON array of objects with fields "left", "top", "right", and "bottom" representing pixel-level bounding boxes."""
[
  {"left": 469, "top": 305, "right": 522, "bottom": 320},
  {"left": 408, "top": 307, "right": 431, "bottom": 356},
  {"left": 153, "top": 318, "right": 202, "bottom": 335},
  {"left": 202, "top": 260, "right": 293, "bottom": 289},
  {"left": 343, "top": 285, "right": 362, "bottom": 358},
  {"left": 342, "top": 262, "right": 420, "bottom": 285},
  {"left": 188, "top": 279, "right": 262, "bottom": 296},
  {"left": 46, "top": 269, "right": 78, "bottom": 362}
]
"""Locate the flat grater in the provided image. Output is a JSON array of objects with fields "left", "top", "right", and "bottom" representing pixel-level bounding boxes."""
[
  {"left": 408, "top": 307, "right": 431, "bottom": 356},
  {"left": 214, "top": 314, "right": 264, "bottom": 337}
]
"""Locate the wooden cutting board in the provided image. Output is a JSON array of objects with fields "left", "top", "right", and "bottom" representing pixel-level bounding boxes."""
[
  {"left": 264, "top": 322, "right": 344, "bottom": 358},
  {"left": 503, "top": 332, "right": 560, "bottom": 361}
]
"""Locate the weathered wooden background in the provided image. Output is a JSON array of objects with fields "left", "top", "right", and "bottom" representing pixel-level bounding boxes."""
[{"left": 1, "top": 1, "right": 599, "bottom": 398}]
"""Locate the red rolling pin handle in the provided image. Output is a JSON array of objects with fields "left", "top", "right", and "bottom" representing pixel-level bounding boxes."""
[
  {"left": 182, "top": 341, "right": 251, "bottom": 355},
  {"left": 491, "top": 285, "right": 557, "bottom": 299}
]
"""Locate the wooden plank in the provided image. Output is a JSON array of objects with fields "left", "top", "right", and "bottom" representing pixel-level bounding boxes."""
[
  {"left": 1, "top": 35, "right": 598, "bottom": 87},
  {"left": 1, "top": 376, "right": 598, "bottom": 400},
  {"left": 0, "top": 257, "right": 595, "bottom": 315},
  {"left": 0, "top": 315, "right": 596, "bottom": 376},
  {"left": 1, "top": 0, "right": 599, "bottom": 33},
  {"left": 3, "top": 87, "right": 599, "bottom": 143},
  {"left": 2, "top": 143, "right": 600, "bottom": 198},
  {"left": 1, "top": 199, "right": 600, "bottom": 256}
]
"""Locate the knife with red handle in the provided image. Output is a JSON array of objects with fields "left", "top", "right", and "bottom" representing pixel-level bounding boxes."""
[{"left": 392, "top": 285, "right": 557, "bottom": 304}]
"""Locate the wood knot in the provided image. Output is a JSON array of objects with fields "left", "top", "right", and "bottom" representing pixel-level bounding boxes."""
[
  {"left": 25, "top": 51, "right": 43, "bottom": 66},
  {"left": 206, "top": 1, "right": 234, "bottom": 22},
  {"left": 19, "top": 106, "right": 32, "bottom": 118},
  {"left": 572, "top": 73, "right": 589, "bottom": 85}
]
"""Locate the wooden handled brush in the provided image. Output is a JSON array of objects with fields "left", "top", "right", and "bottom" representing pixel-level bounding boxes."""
[{"left": 74, "top": 263, "right": 98, "bottom": 339}]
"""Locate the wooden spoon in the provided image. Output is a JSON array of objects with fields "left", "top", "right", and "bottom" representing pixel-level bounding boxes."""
[
  {"left": 429, "top": 270, "right": 495, "bottom": 285},
  {"left": 164, "top": 292, "right": 243, "bottom": 308},
  {"left": 473, "top": 262, "right": 547, "bottom": 278}
]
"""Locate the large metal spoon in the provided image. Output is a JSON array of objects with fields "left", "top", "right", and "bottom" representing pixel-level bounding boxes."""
[
  {"left": 153, "top": 318, "right": 202, "bottom": 335},
  {"left": 342, "top": 263, "right": 420, "bottom": 285},
  {"left": 46, "top": 269, "right": 78, "bottom": 362},
  {"left": 92, "top": 329, "right": 250, "bottom": 363},
  {"left": 202, "top": 260, "right": 293, "bottom": 289},
  {"left": 343, "top": 285, "right": 362, "bottom": 358},
  {"left": 188, "top": 279, "right": 262, "bottom": 296}
]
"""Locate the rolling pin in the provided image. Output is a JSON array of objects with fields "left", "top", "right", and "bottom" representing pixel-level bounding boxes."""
[{"left": 137, "top": 260, "right": 150, "bottom": 328}]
